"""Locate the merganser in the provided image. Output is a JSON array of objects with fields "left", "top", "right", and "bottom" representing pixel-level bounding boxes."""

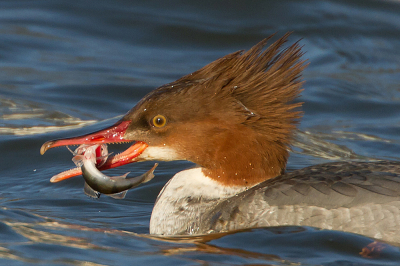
[{"left": 40, "top": 33, "right": 400, "bottom": 243}]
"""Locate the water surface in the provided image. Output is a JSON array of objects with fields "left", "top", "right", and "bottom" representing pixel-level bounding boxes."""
[{"left": 1, "top": 0, "right": 400, "bottom": 265}]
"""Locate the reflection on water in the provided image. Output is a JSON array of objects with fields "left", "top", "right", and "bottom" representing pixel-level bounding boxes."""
[
  {"left": 3, "top": 209, "right": 399, "bottom": 265},
  {"left": 0, "top": 117, "right": 97, "bottom": 135},
  {"left": 293, "top": 130, "right": 389, "bottom": 161},
  {"left": 0, "top": 97, "right": 97, "bottom": 135},
  {"left": 1, "top": 209, "right": 288, "bottom": 265},
  {"left": 1, "top": 0, "right": 400, "bottom": 265}
]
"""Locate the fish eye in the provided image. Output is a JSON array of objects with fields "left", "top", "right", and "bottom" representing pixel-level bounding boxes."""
[{"left": 151, "top": 115, "right": 167, "bottom": 128}]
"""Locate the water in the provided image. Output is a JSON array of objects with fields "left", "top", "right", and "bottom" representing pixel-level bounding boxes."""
[{"left": 1, "top": 0, "right": 400, "bottom": 265}]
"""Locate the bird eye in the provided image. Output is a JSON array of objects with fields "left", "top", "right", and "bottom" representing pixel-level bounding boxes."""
[{"left": 152, "top": 115, "right": 167, "bottom": 128}]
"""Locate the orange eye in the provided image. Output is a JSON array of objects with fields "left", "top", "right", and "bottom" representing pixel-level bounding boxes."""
[{"left": 152, "top": 115, "right": 167, "bottom": 128}]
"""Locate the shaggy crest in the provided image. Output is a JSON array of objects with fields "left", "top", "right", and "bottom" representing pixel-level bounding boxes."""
[
  {"left": 153, "top": 32, "right": 306, "bottom": 145},
  {"left": 125, "top": 33, "right": 307, "bottom": 185}
]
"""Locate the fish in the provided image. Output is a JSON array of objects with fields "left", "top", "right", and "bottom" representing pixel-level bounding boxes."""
[{"left": 71, "top": 144, "right": 158, "bottom": 199}]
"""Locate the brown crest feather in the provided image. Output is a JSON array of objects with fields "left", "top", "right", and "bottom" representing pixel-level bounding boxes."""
[{"left": 127, "top": 33, "right": 307, "bottom": 186}]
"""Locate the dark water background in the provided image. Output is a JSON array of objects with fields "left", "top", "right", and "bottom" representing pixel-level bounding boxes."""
[{"left": 1, "top": 0, "right": 400, "bottom": 265}]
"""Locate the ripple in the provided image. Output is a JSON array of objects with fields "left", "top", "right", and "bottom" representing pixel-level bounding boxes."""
[
  {"left": 293, "top": 130, "right": 378, "bottom": 161},
  {"left": 0, "top": 97, "right": 97, "bottom": 135}
]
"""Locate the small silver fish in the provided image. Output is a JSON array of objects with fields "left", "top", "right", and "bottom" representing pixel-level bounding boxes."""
[{"left": 71, "top": 144, "right": 157, "bottom": 199}]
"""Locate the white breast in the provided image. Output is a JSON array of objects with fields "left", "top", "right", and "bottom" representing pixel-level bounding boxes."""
[{"left": 149, "top": 167, "right": 246, "bottom": 235}]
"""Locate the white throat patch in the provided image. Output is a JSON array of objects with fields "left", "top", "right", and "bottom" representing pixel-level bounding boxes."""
[{"left": 138, "top": 146, "right": 180, "bottom": 161}]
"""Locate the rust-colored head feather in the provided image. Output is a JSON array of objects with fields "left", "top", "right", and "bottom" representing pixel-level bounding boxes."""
[
  {"left": 125, "top": 33, "right": 307, "bottom": 186},
  {"left": 154, "top": 32, "right": 305, "bottom": 138}
]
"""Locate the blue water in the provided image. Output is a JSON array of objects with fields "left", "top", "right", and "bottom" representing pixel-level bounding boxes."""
[{"left": 1, "top": 0, "right": 400, "bottom": 265}]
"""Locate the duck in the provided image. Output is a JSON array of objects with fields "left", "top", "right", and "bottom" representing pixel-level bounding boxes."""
[{"left": 40, "top": 33, "right": 400, "bottom": 243}]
